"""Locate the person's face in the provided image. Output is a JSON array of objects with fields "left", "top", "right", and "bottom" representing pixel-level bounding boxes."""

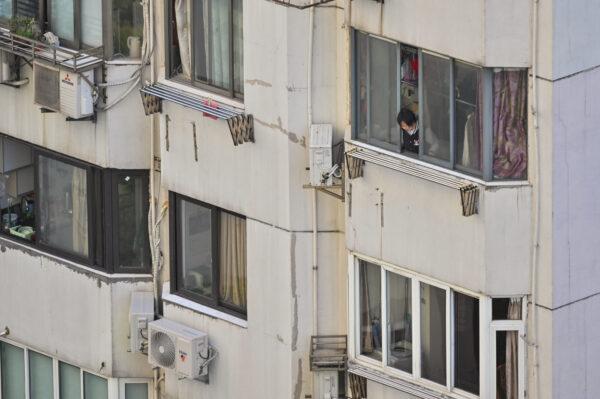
[{"left": 400, "top": 121, "right": 416, "bottom": 133}]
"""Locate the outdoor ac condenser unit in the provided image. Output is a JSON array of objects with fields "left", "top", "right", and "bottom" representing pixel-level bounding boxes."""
[
  {"left": 148, "top": 318, "right": 209, "bottom": 380},
  {"left": 33, "top": 62, "right": 60, "bottom": 112},
  {"left": 129, "top": 291, "right": 154, "bottom": 353},
  {"left": 60, "top": 69, "right": 94, "bottom": 119},
  {"left": 309, "top": 124, "right": 333, "bottom": 187}
]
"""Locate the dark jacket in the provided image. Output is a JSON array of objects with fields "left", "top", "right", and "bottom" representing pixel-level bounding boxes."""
[{"left": 402, "top": 128, "right": 419, "bottom": 154}]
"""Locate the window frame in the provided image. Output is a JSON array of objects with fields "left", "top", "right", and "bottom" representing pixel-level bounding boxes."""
[
  {"left": 0, "top": 338, "right": 152, "bottom": 399},
  {"left": 164, "top": 0, "right": 243, "bottom": 100},
  {"left": 352, "top": 29, "right": 519, "bottom": 182},
  {"left": 169, "top": 191, "right": 247, "bottom": 320},
  {"left": 350, "top": 254, "right": 508, "bottom": 399},
  {"left": 0, "top": 134, "right": 151, "bottom": 274}
]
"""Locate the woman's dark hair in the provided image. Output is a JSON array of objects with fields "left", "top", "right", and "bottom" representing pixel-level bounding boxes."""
[{"left": 397, "top": 108, "right": 417, "bottom": 126}]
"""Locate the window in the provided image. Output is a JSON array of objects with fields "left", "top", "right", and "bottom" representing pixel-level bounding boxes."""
[
  {"left": 111, "top": 0, "right": 143, "bottom": 59},
  {"left": 60, "top": 362, "right": 82, "bottom": 399},
  {"left": 0, "top": 135, "right": 150, "bottom": 273},
  {"left": 0, "top": 342, "right": 25, "bottom": 399},
  {"left": 0, "top": 0, "right": 40, "bottom": 22},
  {"left": 170, "top": 192, "right": 247, "bottom": 318},
  {"left": 167, "top": 0, "right": 244, "bottom": 99},
  {"left": 48, "top": 0, "right": 102, "bottom": 49},
  {"left": 353, "top": 258, "right": 517, "bottom": 397},
  {"left": 353, "top": 30, "right": 528, "bottom": 181},
  {"left": 29, "top": 351, "right": 54, "bottom": 399}
]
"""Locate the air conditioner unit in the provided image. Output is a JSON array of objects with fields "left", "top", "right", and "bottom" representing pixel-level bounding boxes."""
[
  {"left": 129, "top": 291, "right": 154, "bottom": 353},
  {"left": 33, "top": 62, "right": 60, "bottom": 112},
  {"left": 60, "top": 69, "right": 94, "bottom": 119},
  {"left": 148, "top": 318, "right": 210, "bottom": 380},
  {"left": 309, "top": 124, "right": 333, "bottom": 187}
]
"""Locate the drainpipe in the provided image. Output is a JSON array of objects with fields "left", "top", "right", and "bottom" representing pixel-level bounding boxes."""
[{"left": 529, "top": 0, "right": 540, "bottom": 398}]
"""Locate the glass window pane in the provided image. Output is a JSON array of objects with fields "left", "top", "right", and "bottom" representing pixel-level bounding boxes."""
[
  {"left": 359, "top": 260, "right": 382, "bottom": 361},
  {"left": 422, "top": 53, "right": 451, "bottom": 162},
  {"left": 116, "top": 173, "right": 149, "bottom": 270},
  {"left": 493, "top": 70, "right": 528, "bottom": 180},
  {"left": 454, "top": 292, "right": 479, "bottom": 395},
  {"left": 354, "top": 31, "right": 368, "bottom": 141},
  {"left": 59, "top": 362, "right": 81, "bottom": 399},
  {"left": 50, "top": 0, "right": 75, "bottom": 42},
  {"left": 81, "top": 0, "right": 103, "bottom": 47},
  {"left": 112, "top": 0, "right": 143, "bottom": 58},
  {"left": 232, "top": 0, "right": 243, "bottom": 95},
  {"left": 455, "top": 62, "right": 483, "bottom": 174},
  {"left": 15, "top": 0, "right": 39, "bottom": 19},
  {"left": 194, "top": 0, "right": 232, "bottom": 90},
  {"left": 178, "top": 198, "right": 213, "bottom": 297},
  {"left": 493, "top": 298, "right": 522, "bottom": 320},
  {"left": 0, "top": 138, "right": 35, "bottom": 241},
  {"left": 496, "top": 331, "right": 519, "bottom": 399},
  {"left": 218, "top": 211, "right": 247, "bottom": 311},
  {"left": 125, "top": 383, "right": 148, "bottom": 399},
  {"left": 369, "top": 36, "right": 398, "bottom": 148},
  {"left": 420, "top": 282, "right": 446, "bottom": 385},
  {"left": 83, "top": 372, "right": 108, "bottom": 399},
  {"left": 400, "top": 45, "right": 419, "bottom": 155},
  {"left": 1, "top": 342, "right": 26, "bottom": 399},
  {"left": 29, "top": 351, "right": 53, "bottom": 399},
  {"left": 387, "top": 272, "right": 412, "bottom": 373},
  {"left": 38, "top": 155, "right": 89, "bottom": 257},
  {"left": 0, "top": 0, "right": 13, "bottom": 19}
]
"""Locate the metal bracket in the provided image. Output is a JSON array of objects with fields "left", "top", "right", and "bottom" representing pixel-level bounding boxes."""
[
  {"left": 227, "top": 114, "right": 255, "bottom": 146},
  {"left": 303, "top": 184, "right": 345, "bottom": 202},
  {"left": 141, "top": 92, "right": 162, "bottom": 115},
  {"left": 267, "top": 0, "right": 335, "bottom": 9},
  {"left": 345, "top": 150, "right": 365, "bottom": 180},
  {"left": 460, "top": 184, "right": 479, "bottom": 217},
  {"left": 66, "top": 112, "right": 97, "bottom": 123}
]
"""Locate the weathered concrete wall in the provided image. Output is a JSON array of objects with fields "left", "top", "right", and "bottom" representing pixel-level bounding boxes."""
[
  {"left": 0, "top": 238, "right": 153, "bottom": 378},
  {"left": 0, "top": 63, "right": 149, "bottom": 169}
]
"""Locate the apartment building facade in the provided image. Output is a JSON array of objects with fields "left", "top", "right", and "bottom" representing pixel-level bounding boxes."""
[{"left": 0, "top": 0, "right": 599, "bottom": 399}]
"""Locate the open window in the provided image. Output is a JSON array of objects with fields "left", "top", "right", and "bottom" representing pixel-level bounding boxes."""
[{"left": 352, "top": 30, "right": 528, "bottom": 181}]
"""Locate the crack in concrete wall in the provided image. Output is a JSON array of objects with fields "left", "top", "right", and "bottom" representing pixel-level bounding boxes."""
[
  {"left": 245, "top": 79, "right": 273, "bottom": 87},
  {"left": 255, "top": 117, "right": 306, "bottom": 147},
  {"left": 293, "top": 358, "right": 303, "bottom": 399}
]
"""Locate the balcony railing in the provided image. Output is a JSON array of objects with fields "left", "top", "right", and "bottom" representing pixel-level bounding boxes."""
[{"left": 0, "top": 28, "right": 103, "bottom": 72}]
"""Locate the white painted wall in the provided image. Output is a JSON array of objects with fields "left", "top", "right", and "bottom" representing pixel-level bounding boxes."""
[
  {"left": 0, "top": 238, "right": 154, "bottom": 378},
  {"left": 0, "top": 63, "right": 149, "bottom": 169}
]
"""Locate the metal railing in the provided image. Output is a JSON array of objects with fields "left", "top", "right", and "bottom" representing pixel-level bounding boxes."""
[{"left": 0, "top": 27, "right": 103, "bottom": 72}]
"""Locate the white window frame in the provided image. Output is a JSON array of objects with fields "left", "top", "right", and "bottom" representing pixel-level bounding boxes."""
[
  {"left": 349, "top": 253, "right": 523, "bottom": 399},
  {"left": 0, "top": 338, "right": 150, "bottom": 399}
]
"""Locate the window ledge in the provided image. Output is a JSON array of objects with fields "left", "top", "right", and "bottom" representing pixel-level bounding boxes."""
[
  {"left": 346, "top": 140, "right": 531, "bottom": 189},
  {"left": 157, "top": 78, "right": 245, "bottom": 111},
  {"left": 162, "top": 284, "right": 248, "bottom": 329},
  {"left": 349, "top": 360, "right": 472, "bottom": 399},
  {"left": 0, "top": 235, "right": 153, "bottom": 283}
]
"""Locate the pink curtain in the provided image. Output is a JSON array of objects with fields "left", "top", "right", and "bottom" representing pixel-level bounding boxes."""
[{"left": 493, "top": 70, "right": 528, "bottom": 179}]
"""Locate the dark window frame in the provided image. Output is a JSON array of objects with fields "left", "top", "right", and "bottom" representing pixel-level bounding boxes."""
[
  {"left": 165, "top": 0, "right": 243, "bottom": 100},
  {"left": 0, "top": 134, "right": 151, "bottom": 274},
  {"left": 169, "top": 191, "right": 247, "bottom": 319}
]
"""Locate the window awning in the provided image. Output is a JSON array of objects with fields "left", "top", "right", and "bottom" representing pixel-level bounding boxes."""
[
  {"left": 0, "top": 28, "right": 103, "bottom": 72},
  {"left": 345, "top": 147, "right": 479, "bottom": 217},
  {"left": 140, "top": 83, "right": 254, "bottom": 146}
]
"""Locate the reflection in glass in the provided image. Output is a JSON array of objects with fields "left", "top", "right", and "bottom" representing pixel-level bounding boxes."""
[
  {"left": 387, "top": 272, "right": 412, "bottom": 373},
  {"left": 369, "top": 36, "right": 398, "bottom": 147},
  {"left": 0, "top": 342, "right": 25, "bottom": 399},
  {"left": 496, "top": 331, "right": 519, "bottom": 399},
  {"left": 117, "top": 174, "right": 149, "bottom": 269},
  {"left": 455, "top": 62, "right": 483, "bottom": 174},
  {"left": 29, "top": 351, "right": 53, "bottom": 399},
  {"left": 59, "top": 362, "right": 81, "bottom": 399},
  {"left": 355, "top": 31, "right": 368, "bottom": 141},
  {"left": 420, "top": 282, "right": 446, "bottom": 385},
  {"left": 359, "top": 260, "right": 382, "bottom": 361},
  {"left": 112, "top": 0, "right": 143, "bottom": 58},
  {"left": 454, "top": 292, "right": 480, "bottom": 394},
  {"left": 0, "top": 0, "right": 12, "bottom": 19},
  {"left": 178, "top": 199, "right": 213, "bottom": 297},
  {"left": 38, "top": 155, "right": 88, "bottom": 257},
  {"left": 422, "top": 53, "right": 451, "bottom": 162}
]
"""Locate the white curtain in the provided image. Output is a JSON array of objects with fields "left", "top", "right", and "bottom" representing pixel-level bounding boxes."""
[
  {"left": 50, "top": 0, "right": 75, "bottom": 42},
  {"left": 207, "top": 0, "right": 230, "bottom": 88},
  {"left": 175, "top": 0, "right": 192, "bottom": 78},
  {"left": 81, "top": 0, "right": 102, "bottom": 47},
  {"left": 505, "top": 300, "right": 522, "bottom": 399},
  {"left": 219, "top": 212, "right": 246, "bottom": 309}
]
